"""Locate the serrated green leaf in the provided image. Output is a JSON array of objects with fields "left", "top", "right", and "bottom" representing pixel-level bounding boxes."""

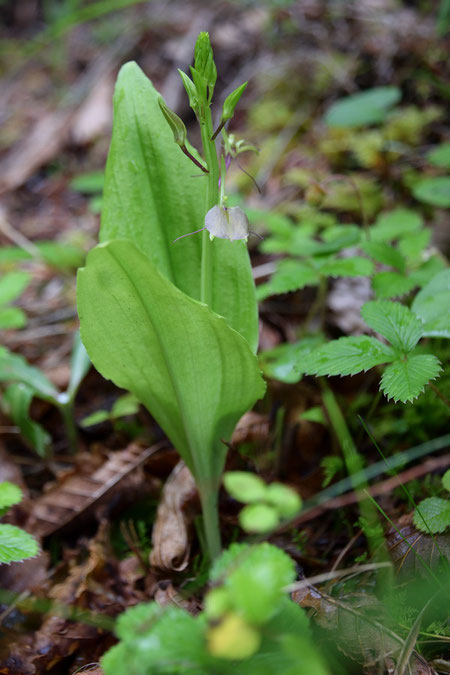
[
  {"left": 361, "top": 301, "right": 423, "bottom": 352},
  {"left": 411, "top": 268, "right": 450, "bottom": 338},
  {"left": 427, "top": 142, "right": 450, "bottom": 169},
  {"left": 0, "top": 307, "right": 27, "bottom": 330},
  {"left": 225, "top": 543, "right": 296, "bottom": 625},
  {"left": 100, "top": 62, "right": 258, "bottom": 352},
  {"left": 256, "top": 260, "right": 320, "bottom": 301},
  {"left": 324, "top": 87, "right": 401, "bottom": 128},
  {"left": 78, "top": 240, "right": 265, "bottom": 498},
  {"left": 397, "top": 229, "right": 430, "bottom": 261},
  {"left": 4, "top": 383, "right": 51, "bottom": 457},
  {"left": 362, "top": 241, "right": 406, "bottom": 272},
  {"left": 0, "top": 272, "right": 30, "bottom": 306},
  {"left": 318, "top": 256, "right": 374, "bottom": 278},
  {"left": 413, "top": 497, "right": 450, "bottom": 534},
  {"left": 303, "top": 336, "right": 396, "bottom": 376},
  {"left": 413, "top": 177, "right": 450, "bottom": 208},
  {"left": 371, "top": 209, "right": 423, "bottom": 242},
  {"left": 0, "top": 524, "right": 39, "bottom": 564},
  {"left": 372, "top": 272, "right": 416, "bottom": 299},
  {"left": 380, "top": 354, "right": 442, "bottom": 403},
  {"left": 0, "top": 482, "right": 22, "bottom": 511},
  {"left": 408, "top": 256, "right": 446, "bottom": 288},
  {"left": 259, "top": 336, "right": 324, "bottom": 384}
]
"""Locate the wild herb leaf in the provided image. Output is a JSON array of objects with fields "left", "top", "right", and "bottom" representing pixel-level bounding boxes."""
[
  {"left": 442, "top": 469, "right": 450, "bottom": 493},
  {"left": 0, "top": 481, "right": 22, "bottom": 513},
  {"left": 67, "top": 331, "right": 90, "bottom": 399},
  {"left": 4, "top": 383, "right": 51, "bottom": 457},
  {"left": 324, "top": 86, "right": 401, "bottom": 127},
  {"left": 370, "top": 209, "right": 423, "bottom": 242},
  {"left": 0, "top": 524, "right": 39, "bottom": 564},
  {"left": 303, "top": 336, "right": 396, "bottom": 376},
  {"left": 411, "top": 268, "right": 450, "bottom": 338},
  {"left": 317, "top": 256, "right": 373, "bottom": 278},
  {"left": 413, "top": 176, "right": 450, "bottom": 208},
  {"left": 380, "top": 354, "right": 442, "bottom": 403},
  {"left": 361, "top": 301, "right": 423, "bottom": 352},
  {"left": 239, "top": 503, "right": 279, "bottom": 533},
  {"left": 0, "top": 307, "right": 27, "bottom": 330},
  {"left": 371, "top": 272, "right": 416, "bottom": 299},
  {"left": 256, "top": 260, "right": 319, "bottom": 300},
  {"left": 362, "top": 241, "right": 406, "bottom": 272},
  {"left": 223, "top": 472, "right": 267, "bottom": 503},
  {"left": 100, "top": 62, "right": 258, "bottom": 351},
  {"left": 413, "top": 497, "right": 450, "bottom": 534},
  {"left": 78, "top": 240, "right": 265, "bottom": 499},
  {"left": 397, "top": 229, "right": 430, "bottom": 261}
]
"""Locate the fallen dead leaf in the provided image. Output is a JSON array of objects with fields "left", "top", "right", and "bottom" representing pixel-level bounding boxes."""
[{"left": 150, "top": 461, "right": 197, "bottom": 572}]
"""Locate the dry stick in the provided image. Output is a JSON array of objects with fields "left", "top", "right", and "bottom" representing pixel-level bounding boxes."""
[
  {"left": 0, "top": 205, "right": 42, "bottom": 259},
  {"left": 295, "top": 453, "right": 450, "bottom": 525},
  {"left": 428, "top": 381, "right": 450, "bottom": 409}
]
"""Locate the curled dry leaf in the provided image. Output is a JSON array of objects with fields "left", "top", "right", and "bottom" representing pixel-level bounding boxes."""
[
  {"left": 292, "top": 583, "right": 437, "bottom": 674},
  {"left": 150, "top": 461, "right": 197, "bottom": 572},
  {"left": 386, "top": 513, "right": 450, "bottom": 577},
  {"left": 230, "top": 411, "right": 270, "bottom": 446}
]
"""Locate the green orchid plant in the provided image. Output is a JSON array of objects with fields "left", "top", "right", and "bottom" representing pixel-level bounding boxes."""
[{"left": 77, "top": 33, "right": 265, "bottom": 560}]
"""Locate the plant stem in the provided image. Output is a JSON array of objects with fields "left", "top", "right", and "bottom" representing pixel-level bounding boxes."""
[
  {"left": 320, "top": 379, "right": 386, "bottom": 562},
  {"left": 199, "top": 483, "right": 222, "bottom": 562},
  {"left": 428, "top": 381, "right": 450, "bottom": 409},
  {"left": 58, "top": 399, "right": 78, "bottom": 454},
  {"left": 199, "top": 105, "right": 220, "bottom": 307}
]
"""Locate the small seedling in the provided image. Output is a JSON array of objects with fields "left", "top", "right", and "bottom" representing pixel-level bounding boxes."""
[
  {"left": 0, "top": 331, "right": 90, "bottom": 455},
  {"left": 0, "top": 482, "right": 39, "bottom": 564},
  {"left": 223, "top": 471, "right": 302, "bottom": 533}
]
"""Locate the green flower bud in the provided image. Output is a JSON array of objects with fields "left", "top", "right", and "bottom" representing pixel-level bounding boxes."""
[
  {"left": 194, "top": 31, "right": 217, "bottom": 93},
  {"left": 221, "top": 82, "right": 248, "bottom": 123},
  {"left": 178, "top": 69, "right": 198, "bottom": 112},
  {"left": 158, "top": 97, "right": 187, "bottom": 147}
]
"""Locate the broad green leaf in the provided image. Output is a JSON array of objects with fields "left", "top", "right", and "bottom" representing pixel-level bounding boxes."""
[
  {"left": 0, "top": 482, "right": 22, "bottom": 512},
  {"left": 413, "top": 497, "right": 450, "bottom": 534},
  {"left": 4, "top": 383, "right": 51, "bottom": 457},
  {"left": 100, "top": 62, "right": 258, "bottom": 351},
  {"left": 0, "top": 271, "right": 30, "bottom": 306},
  {"left": 256, "top": 260, "right": 319, "bottom": 301},
  {"left": 362, "top": 241, "right": 405, "bottom": 272},
  {"left": 361, "top": 301, "right": 423, "bottom": 352},
  {"left": 324, "top": 87, "right": 401, "bottom": 128},
  {"left": 318, "top": 256, "right": 374, "bottom": 278},
  {"left": 413, "top": 176, "right": 450, "bottom": 208},
  {"left": 0, "top": 348, "right": 59, "bottom": 402},
  {"left": 303, "top": 336, "right": 395, "bottom": 376},
  {"left": 380, "top": 354, "right": 442, "bottom": 403},
  {"left": 371, "top": 209, "right": 423, "bottom": 242},
  {"left": 372, "top": 272, "right": 416, "bottom": 299},
  {"left": 77, "top": 241, "right": 265, "bottom": 493},
  {"left": 67, "top": 330, "right": 90, "bottom": 399},
  {"left": 0, "top": 524, "right": 39, "bottom": 564},
  {"left": 427, "top": 142, "right": 450, "bottom": 169},
  {"left": 0, "top": 307, "right": 27, "bottom": 330},
  {"left": 259, "top": 336, "right": 324, "bottom": 384},
  {"left": 411, "top": 268, "right": 450, "bottom": 338}
]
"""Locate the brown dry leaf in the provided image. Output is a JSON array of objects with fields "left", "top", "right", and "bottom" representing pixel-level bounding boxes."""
[
  {"left": 150, "top": 461, "right": 197, "bottom": 572},
  {"left": 292, "top": 584, "right": 437, "bottom": 674},
  {"left": 230, "top": 411, "right": 270, "bottom": 446},
  {"left": 26, "top": 443, "right": 162, "bottom": 539},
  {"left": 386, "top": 513, "right": 450, "bottom": 578},
  {"left": 154, "top": 581, "right": 200, "bottom": 614}
]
